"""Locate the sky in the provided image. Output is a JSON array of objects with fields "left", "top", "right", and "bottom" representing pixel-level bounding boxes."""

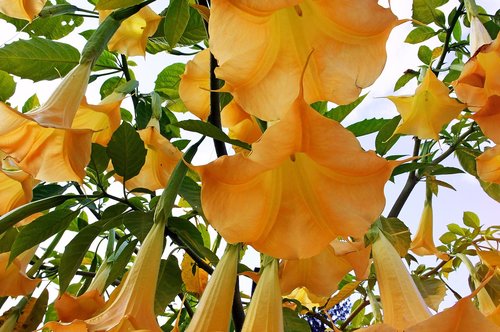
[{"left": 0, "top": 0, "right": 499, "bottom": 316}]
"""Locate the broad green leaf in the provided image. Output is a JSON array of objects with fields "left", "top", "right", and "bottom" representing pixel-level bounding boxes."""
[
  {"left": 154, "top": 63, "right": 185, "bottom": 99},
  {"left": 394, "top": 71, "right": 418, "bottom": 91},
  {"left": 405, "top": 26, "right": 438, "bottom": 44},
  {"left": 375, "top": 116, "right": 401, "bottom": 156},
  {"left": 88, "top": 143, "right": 110, "bottom": 175},
  {"left": 10, "top": 209, "right": 79, "bottom": 262},
  {"left": 418, "top": 45, "right": 432, "bottom": 64},
  {"left": 173, "top": 119, "right": 251, "bottom": 151},
  {"left": 0, "top": 70, "right": 15, "bottom": 101},
  {"left": 94, "top": 50, "right": 120, "bottom": 71},
  {"left": 439, "top": 231, "right": 456, "bottom": 244},
  {"left": 282, "top": 308, "right": 311, "bottom": 332},
  {"left": 430, "top": 166, "right": 464, "bottom": 175},
  {"left": 392, "top": 162, "right": 433, "bottom": 177},
  {"left": 99, "top": 76, "right": 127, "bottom": 99},
  {"left": 325, "top": 94, "right": 367, "bottom": 123},
  {"left": 463, "top": 211, "right": 480, "bottom": 228},
  {"left": 107, "top": 122, "right": 147, "bottom": 181},
  {"left": 380, "top": 217, "right": 411, "bottom": 257},
  {"left": 479, "top": 179, "right": 500, "bottom": 203},
  {"left": 412, "top": 276, "right": 446, "bottom": 311},
  {"left": 123, "top": 211, "right": 154, "bottom": 242},
  {"left": 59, "top": 222, "right": 104, "bottom": 293},
  {"left": 0, "top": 195, "right": 91, "bottom": 235},
  {"left": 0, "top": 37, "right": 79, "bottom": 81},
  {"left": 105, "top": 238, "right": 139, "bottom": 287},
  {"left": 168, "top": 217, "right": 219, "bottom": 264},
  {"left": 346, "top": 118, "right": 390, "bottom": 137},
  {"left": 179, "top": 176, "right": 202, "bottom": 212},
  {"left": 96, "top": 0, "right": 143, "bottom": 10},
  {"left": 164, "top": 0, "right": 191, "bottom": 48},
  {"left": 32, "top": 183, "right": 70, "bottom": 201},
  {"left": 178, "top": 7, "right": 207, "bottom": 45},
  {"left": 154, "top": 256, "right": 183, "bottom": 314},
  {"left": 22, "top": 94, "right": 40, "bottom": 113},
  {"left": 412, "top": 0, "right": 447, "bottom": 26},
  {"left": 447, "top": 223, "right": 465, "bottom": 236}
]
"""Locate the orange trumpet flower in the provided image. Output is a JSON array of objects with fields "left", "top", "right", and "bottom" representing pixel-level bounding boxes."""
[{"left": 0, "top": 0, "right": 46, "bottom": 21}]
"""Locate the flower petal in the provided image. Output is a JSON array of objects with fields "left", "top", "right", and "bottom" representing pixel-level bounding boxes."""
[
  {"left": 476, "top": 145, "right": 500, "bottom": 184},
  {"left": 0, "top": 0, "right": 46, "bottom": 21},
  {"left": 472, "top": 95, "right": 500, "bottom": 144},
  {"left": 0, "top": 249, "right": 40, "bottom": 297},
  {"left": 55, "top": 290, "right": 106, "bottom": 322},
  {"left": 210, "top": 0, "right": 399, "bottom": 120}
]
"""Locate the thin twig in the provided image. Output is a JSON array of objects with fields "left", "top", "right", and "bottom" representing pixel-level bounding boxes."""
[{"left": 340, "top": 299, "right": 370, "bottom": 330}]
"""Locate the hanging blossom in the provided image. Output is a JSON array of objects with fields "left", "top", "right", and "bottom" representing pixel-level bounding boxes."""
[
  {"left": 181, "top": 253, "right": 209, "bottom": 297},
  {"left": 209, "top": 0, "right": 400, "bottom": 120},
  {"left": 242, "top": 257, "right": 283, "bottom": 332},
  {"left": 358, "top": 232, "right": 499, "bottom": 331},
  {"left": 186, "top": 244, "right": 240, "bottom": 332},
  {"left": 196, "top": 92, "right": 400, "bottom": 259},
  {"left": 280, "top": 239, "right": 370, "bottom": 298},
  {"left": 98, "top": 6, "right": 162, "bottom": 57},
  {"left": 387, "top": 70, "right": 464, "bottom": 140},
  {"left": 0, "top": 0, "right": 46, "bottom": 21},
  {"left": 0, "top": 62, "right": 94, "bottom": 183},
  {"left": 0, "top": 247, "right": 40, "bottom": 297}
]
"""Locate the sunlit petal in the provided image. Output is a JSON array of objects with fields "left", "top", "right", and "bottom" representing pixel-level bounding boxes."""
[
  {"left": 99, "top": 6, "right": 162, "bottom": 57},
  {"left": 210, "top": 0, "right": 400, "bottom": 120},
  {"left": 476, "top": 145, "right": 500, "bottom": 184},
  {"left": 388, "top": 70, "right": 464, "bottom": 140},
  {"left": 472, "top": 95, "right": 500, "bottom": 144},
  {"left": 410, "top": 202, "right": 449, "bottom": 261},
  {"left": 55, "top": 290, "right": 106, "bottom": 323},
  {"left": 0, "top": 247, "right": 40, "bottom": 297}
]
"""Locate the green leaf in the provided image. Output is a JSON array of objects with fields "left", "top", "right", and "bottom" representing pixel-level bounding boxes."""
[
  {"left": 430, "top": 166, "right": 464, "bottom": 175},
  {"left": 346, "top": 118, "right": 390, "bottom": 137},
  {"left": 88, "top": 143, "right": 110, "bottom": 177},
  {"left": 173, "top": 119, "right": 251, "bottom": 151},
  {"left": 32, "top": 183, "right": 70, "bottom": 201},
  {"left": 405, "top": 26, "right": 438, "bottom": 44},
  {"left": 412, "top": 276, "right": 446, "bottom": 311},
  {"left": 380, "top": 217, "right": 411, "bottom": 257},
  {"left": 392, "top": 162, "right": 433, "bottom": 177},
  {"left": 0, "top": 3, "right": 83, "bottom": 40},
  {"left": 154, "top": 256, "right": 183, "bottom": 314},
  {"left": 447, "top": 223, "right": 465, "bottom": 236},
  {"left": 375, "top": 115, "right": 401, "bottom": 156},
  {"left": 0, "top": 70, "right": 15, "bottom": 101},
  {"left": 123, "top": 211, "right": 154, "bottom": 242},
  {"left": 412, "top": 0, "right": 447, "bottom": 26},
  {"left": 418, "top": 45, "right": 432, "bottom": 64},
  {"left": 164, "top": 0, "right": 191, "bottom": 48},
  {"left": 168, "top": 217, "right": 219, "bottom": 264},
  {"left": 96, "top": 0, "right": 143, "bottom": 10},
  {"left": 179, "top": 176, "right": 202, "bottom": 212},
  {"left": 22, "top": 94, "right": 40, "bottom": 113},
  {"left": 325, "top": 94, "right": 367, "bottom": 123},
  {"left": 154, "top": 63, "right": 185, "bottom": 99},
  {"left": 0, "top": 195, "right": 91, "bottom": 236},
  {"left": 105, "top": 238, "right": 139, "bottom": 287},
  {"left": 479, "top": 179, "right": 500, "bottom": 203},
  {"left": 283, "top": 308, "right": 311, "bottom": 332},
  {"left": 21, "top": 289, "right": 49, "bottom": 331},
  {"left": 10, "top": 209, "right": 79, "bottom": 262},
  {"left": 439, "top": 231, "right": 456, "bottom": 244},
  {"left": 463, "top": 211, "right": 480, "bottom": 228},
  {"left": 394, "top": 71, "right": 418, "bottom": 91},
  {"left": 94, "top": 50, "right": 120, "bottom": 71},
  {"left": 59, "top": 222, "right": 104, "bottom": 293},
  {"left": 107, "top": 122, "right": 147, "bottom": 181},
  {"left": 99, "top": 76, "right": 127, "bottom": 99},
  {"left": 178, "top": 7, "right": 207, "bottom": 45},
  {"left": 0, "top": 37, "right": 79, "bottom": 81}
]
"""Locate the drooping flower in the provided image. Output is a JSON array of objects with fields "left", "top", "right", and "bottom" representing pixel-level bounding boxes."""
[
  {"left": 387, "top": 70, "right": 464, "bottom": 140},
  {"left": 83, "top": 219, "right": 165, "bottom": 331},
  {"left": 99, "top": 6, "right": 162, "bottom": 57},
  {"left": 283, "top": 287, "right": 327, "bottom": 312},
  {"left": 359, "top": 232, "right": 499, "bottom": 332},
  {"left": 179, "top": 49, "right": 211, "bottom": 121},
  {"left": 469, "top": 15, "right": 493, "bottom": 55},
  {"left": 54, "top": 260, "right": 111, "bottom": 322},
  {"left": 280, "top": 239, "right": 370, "bottom": 297},
  {"left": 0, "top": 62, "right": 94, "bottom": 183},
  {"left": 242, "top": 258, "right": 283, "bottom": 332},
  {"left": 0, "top": 247, "right": 40, "bottom": 297},
  {"left": 453, "top": 34, "right": 500, "bottom": 111},
  {"left": 221, "top": 101, "right": 262, "bottom": 146},
  {"left": 476, "top": 145, "right": 500, "bottom": 184},
  {"left": 113, "top": 122, "right": 182, "bottom": 192},
  {"left": 209, "top": 0, "right": 400, "bottom": 120},
  {"left": 72, "top": 93, "right": 124, "bottom": 147},
  {"left": 186, "top": 244, "right": 240, "bottom": 332},
  {"left": 410, "top": 198, "right": 449, "bottom": 261},
  {"left": 196, "top": 95, "right": 399, "bottom": 259},
  {"left": 0, "top": 0, "right": 46, "bottom": 21}
]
